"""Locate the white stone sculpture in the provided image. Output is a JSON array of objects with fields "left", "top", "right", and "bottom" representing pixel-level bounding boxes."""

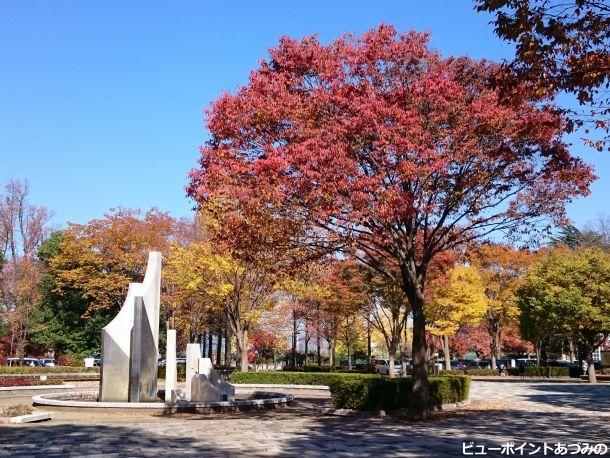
[
  {"left": 185, "top": 343, "right": 235, "bottom": 402},
  {"left": 99, "top": 251, "right": 162, "bottom": 402},
  {"left": 165, "top": 329, "right": 177, "bottom": 403}
]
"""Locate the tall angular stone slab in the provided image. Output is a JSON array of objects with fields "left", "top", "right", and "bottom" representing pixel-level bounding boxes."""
[
  {"left": 128, "top": 297, "right": 158, "bottom": 402},
  {"left": 164, "top": 329, "right": 177, "bottom": 403},
  {"left": 99, "top": 252, "right": 162, "bottom": 402}
]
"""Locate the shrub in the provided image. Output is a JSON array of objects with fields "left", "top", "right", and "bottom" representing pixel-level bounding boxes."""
[
  {"left": 57, "top": 354, "right": 80, "bottom": 366},
  {"left": 1, "top": 404, "right": 33, "bottom": 417},
  {"left": 440, "top": 368, "right": 501, "bottom": 376},
  {"left": 230, "top": 371, "right": 379, "bottom": 386},
  {"left": 0, "top": 377, "right": 58, "bottom": 387},
  {"left": 0, "top": 366, "right": 99, "bottom": 374},
  {"left": 302, "top": 365, "right": 334, "bottom": 372},
  {"left": 329, "top": 376, "right": 470, "bottom": 411},
  {"left": 505, "top": 366, "right": 570, "bottom": 377},
  {"left": 157, "top": 365, "right": 186, "bottom": 382}
]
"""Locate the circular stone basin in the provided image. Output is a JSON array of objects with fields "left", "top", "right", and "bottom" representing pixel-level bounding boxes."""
[{"left": 32, "top": 390, "right": 294, "bottom": 414}]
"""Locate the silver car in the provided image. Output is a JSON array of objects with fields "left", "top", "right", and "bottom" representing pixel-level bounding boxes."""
[{"left": 376, "top": 360, "right": 403, "bottom": 376}]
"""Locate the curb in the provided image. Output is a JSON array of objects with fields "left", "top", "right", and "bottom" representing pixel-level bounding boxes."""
[
  {"left": 233, "top": 384, "right": 329, "bottom": 391},
  {"left": 320, "top": 397, "right": 470, "bottom": 417},
  {"left": 32, "top": 390, "right": 294, "bottom": 412}
]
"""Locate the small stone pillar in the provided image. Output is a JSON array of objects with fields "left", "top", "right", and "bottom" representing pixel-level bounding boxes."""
[
  {"left": 185, "top": 343, "right": 202, "bottom": 401},
  {"left": 165, "top": 329, "right": 177, "bottom": 402}
]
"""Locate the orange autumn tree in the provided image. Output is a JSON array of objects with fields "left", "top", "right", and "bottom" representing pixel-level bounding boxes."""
[
  {"left": 470, "top": 243, "right": 536, "bottom": 369},
  {"left": 0, "top": 180, "right": 51, "bottom": 358},
  {"left": 51, "top": 208, "right": 176, "bottom": 315}
]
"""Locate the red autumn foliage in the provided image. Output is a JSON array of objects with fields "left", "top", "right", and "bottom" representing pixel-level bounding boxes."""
[
  {"left": 188, "top": 25, "right": 594, "bottom": 413},
  {"left": 248, "top": 328, "right": 280, "bottom": 364}
]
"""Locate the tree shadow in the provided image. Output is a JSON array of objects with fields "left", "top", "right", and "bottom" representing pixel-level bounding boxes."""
[
  {"left": 279, "top": 408, "right": 610, "bottom": 457},
  {"left": 1, "top": 391, "right": 609, "bottom": 457},
  {"left": 0, "top": 423, "right": 224, "bottom": 457}
]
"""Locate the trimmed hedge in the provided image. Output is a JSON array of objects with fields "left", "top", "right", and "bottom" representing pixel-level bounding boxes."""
[
  {"left": 329, "top": 376, "right": 470, "bottom": 411},
  {"left": 0, "top": 377, "right": 59, "bottom": 387},
  {"left": 506, "top": 366, "right": 569, "bottom": 377},
  {"left": 0, "top": 366, "right": 100, "bottom": 374},
  {"left": 440, "top": 369, "right": 504, "bottom": 376},
  {"left": 230, "top": 371, "right": 379, "bottom": 386}
]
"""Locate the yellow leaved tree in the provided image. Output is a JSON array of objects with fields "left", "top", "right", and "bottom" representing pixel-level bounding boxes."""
[
  {"left": 427, "top": 265, "right": 487, "bottom": 370},
  {"left": 165, "top": 239, "right": 277, "bottom": 372}
]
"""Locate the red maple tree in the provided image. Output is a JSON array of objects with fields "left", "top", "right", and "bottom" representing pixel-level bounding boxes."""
[{"left": 188, "top": 25, "right": 594, "bottom": 417}]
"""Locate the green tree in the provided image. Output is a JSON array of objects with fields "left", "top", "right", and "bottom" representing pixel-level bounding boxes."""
[
  {"left": 516, "top": 248, "right": 610, "bottom": 383},
  {"left": 29, "top": 231, "right": 111, "bottom": 358},
  {"left": 549, "top": 225, "right": 581, "bottom": 249}
]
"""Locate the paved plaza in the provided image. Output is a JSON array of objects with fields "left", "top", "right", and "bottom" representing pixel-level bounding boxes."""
[{"left": 0, "top": 381, "right": 609, "bottom": 457}]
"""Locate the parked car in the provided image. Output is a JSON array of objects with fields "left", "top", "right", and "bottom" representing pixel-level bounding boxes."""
[
  {"left": 84, "top": 353, "right": 101, "bottom": 367},
  {"left": 6, "top": 357, "right": 44, "bottom": 367},
  {"left": 39, "top": 358, "right": 56, "bottom": 367},
  {"left": 369, "top": 358, "right": 384, "bottom": 372},
  {"left": 376, "top": 360, "right": 403, "bottom": 376},
  {"left": 450, "top": 360, "right": 467, "bottom": 372}
]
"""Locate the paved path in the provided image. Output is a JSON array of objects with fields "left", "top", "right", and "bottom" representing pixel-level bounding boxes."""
[{"left": 0, "top": 381, "right": 609, "bottom": 457}]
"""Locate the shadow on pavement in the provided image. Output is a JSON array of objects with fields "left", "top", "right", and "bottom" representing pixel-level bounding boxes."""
[{"left": 523, "top": 383, "right": 610, "bottom": 413}]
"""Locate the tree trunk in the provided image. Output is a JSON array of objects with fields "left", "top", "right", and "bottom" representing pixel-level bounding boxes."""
[
  {"left": 347, "top": 343, "right": 352, "bottom": 371},
  {"left": 328, "top": 340, "right": 336, "bottom": 367},
  {"left": 238, "top": 328, "right": 249, "bottom": 372},
  {"left": 535, "top": 341, "right": 541, "bottom": 366},
  {"left": 216, "top": 328, "right": 222, "bottom": 366},
  {"left": 304, "top": 337, "right": 309, "bottom": 367},
  {"left": 442, "top": 334, "right": 451, "bottom": 371},
  {"left": 291, "top": 316, "right": 297, "bottom": 368},
  {"left": 224, "top": 325, "right": 232, "bottom": 367},
  {"left": 207, "top": 331, "right": 213, "bottom": 359},
  {"left": 568, "top": 340, "right": 576, "bottom": 363},
  {"left": 389, "top": 352, "right": 395, "bottom": 378},
  {"left": 410, "top": 293, "right": 429, "bottom": 420},
  {"left": 367, "top": 320, "right": 372, "bottom": 363},
  {"left": 316, "top": 334, "right": 321, "bottom": 366},
  {"left": 489, "top": 318, "right": 500, "bottom": 370},
  {"left": 587, "top": 353, "right": 597, "bottom": 384}
]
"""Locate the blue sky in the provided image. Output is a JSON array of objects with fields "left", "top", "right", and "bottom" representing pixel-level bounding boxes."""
[{"left": 1, "top": 1, "right": 607, "bottom": 230}]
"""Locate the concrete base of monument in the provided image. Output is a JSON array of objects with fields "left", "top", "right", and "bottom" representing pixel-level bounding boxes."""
[{"left": 32, "top": 389, "right": 294, "bottom": 414}]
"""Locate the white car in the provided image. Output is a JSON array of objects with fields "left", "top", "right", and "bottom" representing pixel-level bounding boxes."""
[{"left": 376, "top": 360, "right": 403, "bottom": 376}]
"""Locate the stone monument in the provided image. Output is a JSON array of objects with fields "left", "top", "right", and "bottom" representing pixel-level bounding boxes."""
[
  {"left": 99, "top": 251, "right": 162, "bottom": 402},
  {"left": 185, "top": 343, "right": 235, "bottom": 402}
]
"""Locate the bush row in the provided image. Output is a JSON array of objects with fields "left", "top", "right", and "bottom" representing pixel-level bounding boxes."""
[
  {"left": 0, "top": 366, "right": 100, "bottom": 374},
  {"left": 0, "top": 377, "right": 60, "bottom": 387},
  {"left": 505, "top": 366, "right": 570, "bottom": 377},
  {"left": 329, "top": 376, "right": 470, "bottom": 411},
  {"left": 230, "top": 371, "right": 379, "bottom": 385},
  {"left": 462, "top": 369, "right": 502, "bottom": 376}
]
